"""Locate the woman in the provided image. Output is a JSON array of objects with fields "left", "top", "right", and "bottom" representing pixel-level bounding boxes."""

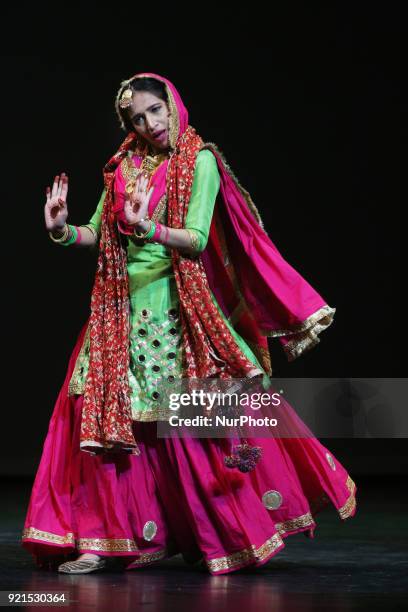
[{"left": 21, "top": 72, "right": 357, "bottom": 575}]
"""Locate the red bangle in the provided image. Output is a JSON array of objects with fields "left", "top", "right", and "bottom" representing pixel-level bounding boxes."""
[
  {"left": 152, "top": 222, "right": 162, "bottom": 243},
  {"left": 74, "top": 225, "right": 82, "bottom": 244}
]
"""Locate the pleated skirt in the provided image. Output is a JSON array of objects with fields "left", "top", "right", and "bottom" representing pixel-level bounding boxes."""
[{"left": 21, "top": 322, "right": 357, "bottom": 575}]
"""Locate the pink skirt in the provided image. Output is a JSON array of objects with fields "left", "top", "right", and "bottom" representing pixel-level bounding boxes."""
[{"left": 21, "top": 322, "right": 357, "bottom": 575}]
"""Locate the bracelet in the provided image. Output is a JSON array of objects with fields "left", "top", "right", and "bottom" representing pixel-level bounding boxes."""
[
  {"left": 48, "top": 224, "right": 77, "bottom": 246},
  {"left": 49, "top": 224, "right": 69, "bottom": 243},
  {"left": 75, "top": 226, "right": 82, "bottom": 244},
  {"left": 134, "top": 219, "right": 156, "bottom": 240},
  {"left": 152, "top": 222, "right": 162, "bottom": 243},
  {"left": 81, "top": 224, "right": 99, "bottom": 243},
  {"left": 151, "top": 223, "right": 170, "bottom": 245},
  {"left": 61, "top": 225, "right": 78, "bottom": 246},
  {"left": 145, "top": 221, "right": 156, "bottom": 240}
]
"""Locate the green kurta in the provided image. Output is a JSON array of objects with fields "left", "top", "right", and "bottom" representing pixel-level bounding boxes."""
[{"left": 68, "top": 149, "right": 266, "bottom": 420}]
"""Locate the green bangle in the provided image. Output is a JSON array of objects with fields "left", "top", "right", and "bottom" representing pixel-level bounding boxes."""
[
  {"left": 60, "top": 224, "right": 78, "bottom": 246},
  {"left": 145, "top": 221, "right": 156, "bottom": 240}
]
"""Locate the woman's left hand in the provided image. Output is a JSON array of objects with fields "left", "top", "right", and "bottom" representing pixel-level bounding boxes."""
[{"left": 124, "top": 173, "right": 154, "bottom": 226}]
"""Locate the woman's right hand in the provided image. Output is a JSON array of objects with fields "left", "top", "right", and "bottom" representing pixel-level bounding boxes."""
[{"left": 44, "top": 173, "right": 69, "bottom": 233}]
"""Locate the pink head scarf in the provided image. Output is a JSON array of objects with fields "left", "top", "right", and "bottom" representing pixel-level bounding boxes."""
[{"left": 113, "top": 72, "right": 189, "bottom": 234}]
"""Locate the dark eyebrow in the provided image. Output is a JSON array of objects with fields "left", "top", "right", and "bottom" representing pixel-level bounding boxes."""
[{"left": 130, "top": 103, "right": 161, "bottom": 121}]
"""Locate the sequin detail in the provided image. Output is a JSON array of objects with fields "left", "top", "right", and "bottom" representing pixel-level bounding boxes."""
[
  {"left": 128, "top": 307, "right": 183, "bottom": 420},
  {"left": 326, "top": 452, "right": 336, "bottom": 471},
  {"left": 143, "top": 521, "right": 157, "bottom": 542},
  {"left": 262, "top": 489, "right": 283, "bottom": 510}
]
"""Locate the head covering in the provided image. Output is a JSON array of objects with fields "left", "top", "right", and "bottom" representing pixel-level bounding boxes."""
[{"left": 80, "top": 72, "right": 335, "bottom": 456}]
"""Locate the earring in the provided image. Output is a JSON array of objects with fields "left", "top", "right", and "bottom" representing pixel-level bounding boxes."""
[{"left": 119, "top": 87, "right": 133, "bottom": 109}]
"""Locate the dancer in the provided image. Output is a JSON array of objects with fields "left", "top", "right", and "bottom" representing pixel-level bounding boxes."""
[{"left": 22, "top": 72, "right": 357, "bottom": 575}]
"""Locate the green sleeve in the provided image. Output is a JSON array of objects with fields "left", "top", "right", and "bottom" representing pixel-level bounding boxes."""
[
  {"left": 184, "top": 149, "right": 220, "bottom": 254},
  {"left": 85, "top": 187, "right": 106, "bottom": 236}
]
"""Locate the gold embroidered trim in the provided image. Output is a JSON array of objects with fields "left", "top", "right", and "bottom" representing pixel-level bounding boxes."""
[
  {"left": 261, "top": 305, "right": 336, "bottom": 340},
  {"left": 308, "top": 474, "right": 357, "bottom": 520},
  {"left": 22, "top": 526, "right": 169, "bottom": 561},
  {"left": 121, "top": 155, "right": 166, "bottom": 196},
  {"left": 164, "top": 83, "right": 180, "bottom": 150},
  {"left": 150, "top": 193, "right": 167, "bottom": 224},
  {"left": 22, "top": 478, "right": 356, "bottom": 563},
  {"left": 77, "top": 537, "right": 139, "bottom": 552},
  {"left": 68, "top": 323, "right": 91, "bottom": 396},
  {"left": 131, "top": 409, "right": 176, "bottom": 422},
  {"left": 338, "top": 475, "right": 357, "bottom": 519},
  {"left": 120, "top": 155, "right": 142, "bottom": 191},
  {"left": 126, "top": 549, "right": 168, "bottom": 565},
  {"left": 204, "top": 475, "right": 356, "bottom": 576},
  {"left": 120, "top": 153, "right": 168, "bottom": 231},
  {"left": 205, "top": 532, "right": 284, "bottom": 573},
  {"left": 22, "top": 527, "right": 75, "bottom": 545},
  {"left": 271, "top": 474, "right": 356, "bottom": 539},
  {"left": 67, "top": 381, "right": 86, "bottom": 396},
  {"left": 185, "top": 228, "right": 200, "bottom": 253},
  {"left": 263, "top": 305, "right": 336, "bottom": 362},
  {"left": 275, "top": 512, "right": 315, "bottom": 534}
]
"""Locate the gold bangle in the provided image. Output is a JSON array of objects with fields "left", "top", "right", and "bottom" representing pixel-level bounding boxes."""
[
  {"left": 134, "top": 219, "right": 153, "bottom": 239},
  {"left": 185, "top": 228, "right": 200, "bottom": 252},
  {"left": 49, "top": 224, "right": 70, "bottom": 243},
  {"left": 81, "top": 224, "right": 98, "bottom": 242}
]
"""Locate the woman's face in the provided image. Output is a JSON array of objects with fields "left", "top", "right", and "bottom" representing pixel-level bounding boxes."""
[{"left": 128, "top": 91, "right": 171, "bottom": 152}]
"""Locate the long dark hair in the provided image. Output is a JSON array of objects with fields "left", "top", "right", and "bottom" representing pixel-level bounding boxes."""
[{"left": 116, "top": 77, "right": 168, "bottom": 133}]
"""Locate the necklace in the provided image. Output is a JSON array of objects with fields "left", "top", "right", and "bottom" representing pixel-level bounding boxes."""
[{"left": 121, "top": 150, "right": 168, "bottom": 194}]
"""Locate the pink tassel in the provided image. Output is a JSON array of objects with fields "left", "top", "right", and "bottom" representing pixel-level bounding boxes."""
[{"left": 224, "top": 441, "right": 263, "bottom": 473}]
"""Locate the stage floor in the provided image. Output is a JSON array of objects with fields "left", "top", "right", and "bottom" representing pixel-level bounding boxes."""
[{"left": 1, "top": 475, "right": 406, "bottom": 611}]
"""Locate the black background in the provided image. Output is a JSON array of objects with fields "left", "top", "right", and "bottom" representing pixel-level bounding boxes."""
[{"left": 1, "top": 5, "right": 406, "bottom": 476}]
